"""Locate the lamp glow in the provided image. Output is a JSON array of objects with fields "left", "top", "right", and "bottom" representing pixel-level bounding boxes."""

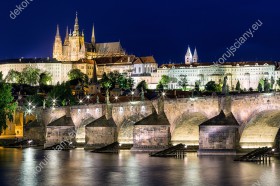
[{"left": 27, "top": 109, "right": 32, "bottom": 114}]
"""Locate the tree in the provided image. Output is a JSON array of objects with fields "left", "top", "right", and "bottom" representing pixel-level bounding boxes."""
[
  {"left": 259, "top": 78, "right": 264, "bottom": 89},
  {"left": 116, "top": 74, "right": 133, "bottom": 90},
  {"left": 99, "top": 73, "right": 112, "bottom": 90},
  {"left": 264, "top": 78, "right": 270, "bottom": 93},
  {"left": 235, "top": 80, "right": 241, "bottom": 92},
  {"left": 195, "top": 81, "right": 200, "bottom": 92},
  {"left": 271, "top": 76, "right": 275, "bottom": 90},
  {"left": 127, "top": 77, "right": 134, "bottom": 90},
  {"left": 156, "top": 82, "right": 164, "bottom": 91},
  {"left": 39, "top": 72, "right": 52, "bottom": 85},
  {"left": 277, "top": 78, "right": 280, "bottom": 91},
  {"left": 258, "top": 83, "right": 263, "bottom": 92},
  {"left": 22, "top": 66, "right": 40, "bottom": 86},
  {"left": 216, "top": 79, "right": 223, "bottom": 92},
  {"left": 47, "top": 82, "right": 76, "bottom": 106},
  {"left": 159, "top": 75, "right": 171, "bottom": 89},
  {"left": 0, "top": 83, "right": 17, "bottom": 134},
  {"left": 98, "top": 72, "right": 133, "bottom": 91},
  {"left": 5, "top": 70, "right": 21, "bottom": 84},
  {"left": 205, "top": 81, "right": 217, "bottom": 92},
  {"left": 0, "top": 72, "right": 3, "bottom": 82},
  {"left": 68, "top": 69, "right": 88, "bottom": 83},
  {"left": 117, "top": 74, "right": 126, "bottom": 89},
  {"left": 178, "top": 75, "right": 188, "bottom": 91}
]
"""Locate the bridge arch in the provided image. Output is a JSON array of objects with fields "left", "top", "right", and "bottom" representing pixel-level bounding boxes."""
[
  {"left": 240, "top": 109, "right": 280, "bottom": 148},
  {"left": 76, "top": 114, "right": 96, "bottom": 144},
  {"left": 118, "top": 114, "right": 146, "bottom": 144},
  {"left": 171, "top": 112, "right": 208, "bottom": 146}
]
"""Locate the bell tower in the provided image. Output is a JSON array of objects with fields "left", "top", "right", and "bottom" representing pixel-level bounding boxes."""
[{"left": 69, "top": 12, "right": 86, "bottom": 61}]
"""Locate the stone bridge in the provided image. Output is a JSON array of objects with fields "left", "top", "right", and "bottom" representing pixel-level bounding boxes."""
[{"left": 36, "top": 93, "right": 280, "bottom": 148}]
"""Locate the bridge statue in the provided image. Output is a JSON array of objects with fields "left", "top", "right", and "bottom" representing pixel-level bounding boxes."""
[
  {"left": 106, "top": 89, "right": 110, "bottom": 104},
  {"left": 222, "top": 76, "right": 228, "bottom": 95},
  {"left": 96, "top": 96, "right": 99, "bottom": 104}
]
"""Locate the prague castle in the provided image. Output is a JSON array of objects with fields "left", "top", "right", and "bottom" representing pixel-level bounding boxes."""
[
  {"left": 53, "top": 12, "right": 125, "bottom": 61},
  {"left": 0, "top": 13, "right": 280, "bottom": 91}
]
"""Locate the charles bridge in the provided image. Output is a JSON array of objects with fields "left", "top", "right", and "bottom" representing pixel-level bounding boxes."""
[{"left": 26, "top": 93, "right": 280, "bottom": 149}]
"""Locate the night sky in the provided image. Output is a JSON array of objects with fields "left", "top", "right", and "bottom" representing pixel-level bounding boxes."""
[{"left": 1, "top": 0, "right": 280, "bottom": 64}]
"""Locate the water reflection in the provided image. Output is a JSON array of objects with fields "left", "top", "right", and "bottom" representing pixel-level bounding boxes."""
[
  {"left": 20, "top": 148, "right": 37, "bottom": 186},
  {"left": 0, "top": 148, "right": 279, "bottom": 186}
]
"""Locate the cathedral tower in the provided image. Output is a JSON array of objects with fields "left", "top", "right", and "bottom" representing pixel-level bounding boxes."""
[
  {"left": 53, "top": 25, "right": 63, "bottom": 61},
  {"left": 64, "top": 26, "right": 69, "bottom": 46},
  {"left": 185, "top": 46, "right": 193, "bottom": 64},
  {"left": 69, "top": 12, "right": 86, "bottom": 61},
  {"left": 193, "top": 47, "right": 198, "bottom": 63},
  {"left": 62, "top": 26, "right": 70, "bottom": 60}
]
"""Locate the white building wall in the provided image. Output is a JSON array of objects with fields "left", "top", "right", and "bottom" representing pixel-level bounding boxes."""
[
  {"left": 148, "top": 63, "right": 275, "bottom": 90},
  {"left": 0, "top": 61, "right": 277, "bottom": 91},
  {"left": 0, "top": 62, "right": 69, "bottom": 85}
]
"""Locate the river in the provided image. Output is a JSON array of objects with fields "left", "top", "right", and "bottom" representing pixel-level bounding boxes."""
[{"left": 0, "top": 148, "right": 279, "bottom": 186}]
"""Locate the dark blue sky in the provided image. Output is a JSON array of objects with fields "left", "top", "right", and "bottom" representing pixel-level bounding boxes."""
[{"left": 0, "top": 0, "right": 280, "bottom": 64}]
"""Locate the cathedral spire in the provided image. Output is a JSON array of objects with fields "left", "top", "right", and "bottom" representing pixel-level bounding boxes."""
[
  {"left": 56, "top": 24, "right": 60, "bottom": 37},
  {"left": 185, "top": 45, "right": 193, "bottom": 64},
  {"left": 193, "top": 47, "right": 198, "bottom": 63},
  {"left": 91, "top": 23, "right": 95, "bottom": 44},
  {"left": 75, "top": 11, "right": 78, "bottom": 24},
  {"left": 73, "top": 12, "right": 79, "bottom": 36},
  {"left": 53, "top": 25, "right": 63, "bottom": 60},
  {"left": 64, "top": 26, "right": 69, "bottom": 46}
]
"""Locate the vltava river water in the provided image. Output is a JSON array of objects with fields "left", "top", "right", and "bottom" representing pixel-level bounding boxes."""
[{"left": 0, "top": 148, "right": 279, "bottom": 186}]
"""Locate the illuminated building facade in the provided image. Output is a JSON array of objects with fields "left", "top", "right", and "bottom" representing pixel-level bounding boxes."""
[
  {"left": 147, "top": 61, "right": 280, "bottom": 90},
  {"left": 53, "top": 13, "right": 125, "bottom": 61}
]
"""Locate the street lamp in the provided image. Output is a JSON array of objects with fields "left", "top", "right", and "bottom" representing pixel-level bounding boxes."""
[
  {"left": 27, "top": 109, "right": 32, "bottom": 115},
  {"left": 86, "top": 95, "right": 90, "bottom": 104},
  {"left": 131, "top": 91, "right": 134, "bottom": 101},
  {"left": 52, "top": 99, "right": 57, "bottom": 106}
]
